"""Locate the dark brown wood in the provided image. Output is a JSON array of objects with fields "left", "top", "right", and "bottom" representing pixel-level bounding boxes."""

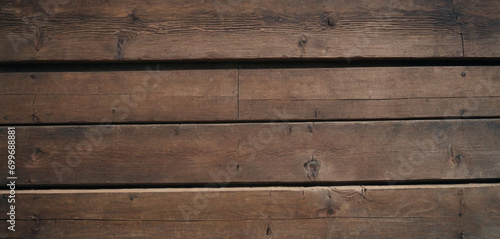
[
  {"left": 1, "top": 66, "right": 499, "bottom": 124},
  {"left": 9, "top": 219, "right": 471, "bottom": 239},
  {"left": 1, "top": 119, "right": 499, "bottom": 186},
  {"left": 2, "top": 184, "right": 499, "bottom": 238},
  {"left": 0, "top": 70, "right": 238, "bottom": 124},
  {"left": 0, "top": 0, "right": 466, "bottom": 62},
  {"left": 456, "top": 0, "right": 500, "bottom": 57},
  {"left": 0, "top": 0, "right": 498, "bottom": 237},
  {"left": 239, "top": 66, "right": 500, "bottom": 120}
]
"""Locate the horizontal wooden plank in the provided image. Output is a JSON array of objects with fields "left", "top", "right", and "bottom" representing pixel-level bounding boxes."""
[
  {"left": 456, "top": 0, "right": 500, "bottom": 57},
  {"left": 7, "top": 219, "right": 470, "bottom": 239},
  {"left": 239, "top": 66, "right": 500, "bottom": 120},
  {"left": 0, "top": 0, "right": 466, "bottom": 62},
  {"left": 1, "top": 184, "right": 499, "bottom": 238},
  {"left": 0, "top": 69, "right": 238, "bottom": 124},
  {"left": 1, "top": 66, "right": 499, "bottom": 124},
  {"left": 1, "top": 119, "right": 499, "bottom": 186}
]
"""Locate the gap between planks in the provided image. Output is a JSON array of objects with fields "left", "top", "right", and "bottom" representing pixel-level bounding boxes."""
[{"left": 4, "top": 183, "right": 499, "bottom": 194}]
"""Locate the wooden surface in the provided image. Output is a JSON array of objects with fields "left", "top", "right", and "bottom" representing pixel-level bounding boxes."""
[
  {"left": 0, "top": 0, "right": 482, "bottom": 61},
  {"left": 1, "top": 184, "right": 499, "bottom": 238},
  {"left": 456, "top": 0, "right": 500, "bottom": 57},
  {"left": 239, "top": 66, "right": 500, "bottom": 120},
  {"left": 1, "top": 66, "right": 499, "bottom": 124},
  {"left": 0, "top": 69, "right": 238, "bottom": 124},
  {"left": 1, "top": 0, "right": 499, "bottom": 237},
  {"left": 1, "top": 119, "right": 499, "bottom": 186}
]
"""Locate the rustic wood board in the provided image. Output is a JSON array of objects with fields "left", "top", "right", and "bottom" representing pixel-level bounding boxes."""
[
  {"left": 239, "top": 66, "right": 500, "bottom": 120},
  {"left": 1, "top": 184, "right": 499, "bottom": 238},
  {"left": 1, "top": 66, "right": 499, "bottom": 124},
  {"left": 1, "top": 119, "right": 499, "bottom": 186},
  {"left": 455, "top": 0, "right": 500, "bottom": 57},
  {"left": 0, "top": 0, "right": 466, "bottom": 61},
  {"left": 0, "top": 69, "right": 238, "bottom": 124},
  {"left": 8, "top": 219, "right": 469, "bottom": 239},
  {"left": 0, "top": 0, "right": 498, "bottom": 238}
]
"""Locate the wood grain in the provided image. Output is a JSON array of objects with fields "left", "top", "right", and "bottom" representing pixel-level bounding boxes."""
[
  {"left": 0, "top": 0, "right": 465, "bottom": 62},
  {"left": 456, "top": 0, "right": 500, "bottom": 57},
  {"left": 1, "top": 184, "right": 499, "bottom": 238},
  {"left": 8, "top": 219, "right": 470, "bottom": 239},
  {"left": 1, "top": 66, "right": 499, "bottom": 124},
  {"left": 0, "top": 69, "right": 238, "bottom": 124},
  {"left": 1, "top": 119, "right": 499, "bottom": 186},
  {"left": 239, "top": 66, "right": 500, "bottom": 120},
  {"left": 0, "top": 1, "right": 498, "bottom": 238}
]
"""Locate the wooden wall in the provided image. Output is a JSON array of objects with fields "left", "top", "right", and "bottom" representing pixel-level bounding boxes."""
[{"left": 1, "top": 0, "right": 499, "bottom": 238}]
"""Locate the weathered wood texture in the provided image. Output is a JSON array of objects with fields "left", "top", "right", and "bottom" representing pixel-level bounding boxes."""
[
  {"left": 1, "top": 0, "right": 498, "bottom": 238},
  {"left": 1, "top": 119, "right": 499, "bottom": 186},
  {"left": 239, "top": 66, "right": 500, "bottom": 120},
  {"left": 455, "top": 0, "right": 500, "bottom": 57},
  {"left": 0, "top": 69, "right": 238, "bottom": 124},
  {"left": 3, "top": 0, "right": 489, "bottom": 62},
  {"left": 1, "top": 184, "right": 499, "bottom": 238},
  {"left": 1, "top": 66, "right": 499, "bottom": 124}
]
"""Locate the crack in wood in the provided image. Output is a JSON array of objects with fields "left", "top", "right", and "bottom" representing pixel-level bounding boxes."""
[
  {"left": 31, "top": 94, "right": 40, "bottom": 123},
  {"left": 451, "top": 0, "right": 465, "bottom": 57}
]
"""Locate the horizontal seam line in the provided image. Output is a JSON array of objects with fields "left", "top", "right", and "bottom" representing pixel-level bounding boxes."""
[
  {"left": 5, "top": 216, "right": 449, "bottom": 222},
  {"left": 241, "top": 96, "right": 500, "bottom": 100}
]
